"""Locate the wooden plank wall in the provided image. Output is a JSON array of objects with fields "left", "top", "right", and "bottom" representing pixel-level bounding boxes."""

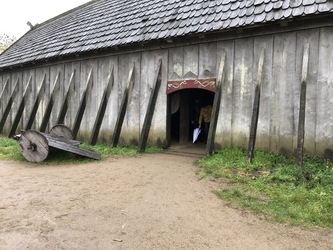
[
  {"left": 0, "top": 27, "right": 332, "bottom": 156},
  {"left": 316, "top": 27, "right": 333, "bottom": 158},
  {"left": 97, "top": 56, "right": 118, "bottom": 143},
  {"left": 49, "top": 64, "right": 65, "bottom": 128},
  {"left": 0, "top": 74, "right": 10, "bottom": 133},
  {"left": 140, "top": 50, "right": 168, "bottom": 146},
  {"left": 216, "top": 40, "right": 234, "bottom": 148}
]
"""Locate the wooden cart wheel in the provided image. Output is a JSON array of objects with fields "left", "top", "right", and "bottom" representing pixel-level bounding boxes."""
[
  {"left": 50, "top": 124, "right": 74, "bottom": 140},
  {"left": 19, "top": 130, "right": 49, "bottom": 162}
]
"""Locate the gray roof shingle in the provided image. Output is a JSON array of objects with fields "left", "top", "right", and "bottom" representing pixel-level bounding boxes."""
[{"left": 0, "top": 0, "right": 332, "bottom": 69}]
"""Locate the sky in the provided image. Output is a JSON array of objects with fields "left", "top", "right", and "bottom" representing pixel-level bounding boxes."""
[{"left": 0, "top": 0, "right": 91, "bottom": 39}]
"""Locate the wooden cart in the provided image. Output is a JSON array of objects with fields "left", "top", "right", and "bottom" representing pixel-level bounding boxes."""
[{"left": 17, "top": 125, "right": 101, "bottom": 162}]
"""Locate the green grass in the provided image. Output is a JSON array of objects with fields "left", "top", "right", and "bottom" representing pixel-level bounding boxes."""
[
  {"left": 0, "top": 136, "right": 163, "bottom": 164},
  {"left": 0, "top": 136, "right": 25, "bottom": 161},
  {"left": 197, "top": 148, "right": 333, "bottom": 228}
]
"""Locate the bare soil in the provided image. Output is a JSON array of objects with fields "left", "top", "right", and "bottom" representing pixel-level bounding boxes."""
[{"left": 0, "top": 144, "right": 332, "bottom": 249}]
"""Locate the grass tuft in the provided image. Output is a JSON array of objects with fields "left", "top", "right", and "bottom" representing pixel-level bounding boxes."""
[{"left": 198, "top": 148, "right": 333, "bottom": 228}]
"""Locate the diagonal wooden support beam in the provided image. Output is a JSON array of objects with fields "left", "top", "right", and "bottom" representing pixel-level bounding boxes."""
[
  {"left": 296, "top": 43, "right": 310, "bottom": 168},
  {"left": 0, "top": 78, "right": 10, "bottom": 113},
  {"left": 137, "top": 59, "right": 162, "bottom": 153},
  {"left": 40, "top": 72, "right": 61, "bottom": 132},
  {"left": 111, "top": 64, "right": 135, "bottom": 147},
  {"left": 72, "top": 69, "right": 94, "bottom": 138},
  {"left": 57, "top": 70, "right": 75, "bottom": 125},
  {"left": 8, "top": 76, "right": 33, "bottom": 137},
  {"left": 247, "top": 48, "right": 265, "bottom": 163},
  {"left": 206, "top": 51, "right": 226, "bottom": 156},
  {"left": 90, "top": 66, "right": 114, "bottom": 145},
  {"left": 0, "top": 79, "right": 19, "bottom": 134},
  {"left": 25, "top": 74, "right": 46, "bottom": 130}
]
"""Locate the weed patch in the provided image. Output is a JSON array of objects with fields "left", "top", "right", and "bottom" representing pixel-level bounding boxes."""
[{"left": 198, "top": 148, "right": 333, "bottom": 228}]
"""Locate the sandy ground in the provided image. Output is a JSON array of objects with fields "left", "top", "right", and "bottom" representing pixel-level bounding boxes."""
[{"left": 0, "top": 144, "right": 332, "bottom": 250}]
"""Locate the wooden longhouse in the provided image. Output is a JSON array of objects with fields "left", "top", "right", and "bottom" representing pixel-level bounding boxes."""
[{"left": 0, "top": 0, "right": 333, "bottom": 158}]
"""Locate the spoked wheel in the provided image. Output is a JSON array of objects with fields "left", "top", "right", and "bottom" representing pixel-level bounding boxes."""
[
  {"left": 50, "top": 124, "right": 74, "bottom": 140},
  {"left": 19, "top": 130, "right": 49, "bottom": 162}
]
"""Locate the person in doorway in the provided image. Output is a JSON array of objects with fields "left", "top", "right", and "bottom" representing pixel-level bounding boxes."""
[{"left": 198, "top": 101, "right": 213, "bottom": 143}]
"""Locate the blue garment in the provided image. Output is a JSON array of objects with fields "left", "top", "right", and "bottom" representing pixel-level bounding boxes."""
[{"left": 203, "top": 121, "right": 210, "bottom": 143}]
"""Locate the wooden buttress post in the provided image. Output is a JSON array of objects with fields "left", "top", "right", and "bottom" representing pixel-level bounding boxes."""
[
  {"left": 137, "top": 59, "right": 162, "bottom": 153},
  {"left": 0, "top": 78, "right": 19, "bottom": 134},
  {"left": 0, "top": 78, "right": 10, "bottom": 118},
  {"left": 25, "top": 74, "right": 46, "bottom": 130},
  {"left": 247, "top": 48, "right": 265, "bottom": 163},
  {"left": 40, "top": 71, "right": 61, "bottom": 132},
  {"left": 206, "top": 51, "right": 226, "bottom": 156},
  {"left": 72, "top": 69, "right": 93, "bottom": 138},
  {"left": 90, "top": 66, "right": 114, "bottom": 145},
  {"left": 296, "top": 43, "right": 310, "bottom": 168},
  {"left": 8, "top": 76, "right": 33, "bottom": 138},
  {"left": 110, "top": 64, "right": 135, "bottom": 147},
  {"left": 57, "top": 70, "right": 75, "bottom": 124}
]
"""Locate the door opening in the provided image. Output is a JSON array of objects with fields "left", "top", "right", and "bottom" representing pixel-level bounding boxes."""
[{"left": 168, "top": 89, "right": 215, "bottom": 145}]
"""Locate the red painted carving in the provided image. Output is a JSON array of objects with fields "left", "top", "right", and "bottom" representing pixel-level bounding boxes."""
[{"left": 166, "top": 78, "right": 216, "bottom": 94}]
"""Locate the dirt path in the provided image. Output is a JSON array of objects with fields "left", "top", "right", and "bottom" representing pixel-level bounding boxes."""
[{"left": 0, "top": 146, "right": 332, "bottom": 249}]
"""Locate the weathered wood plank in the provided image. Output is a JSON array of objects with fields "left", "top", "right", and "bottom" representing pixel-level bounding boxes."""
[
  {"left": 72, "top": 69, "right": 93, "bottom": 138},
  {"left": 41, "top": 132, "right": 81, "bottom": 146},
  {"left": 34, "top": 68, "right": 49, "bottom": 130},
  {"left": 295, "top": 30, "right": 319, "bottom": 156},
  {"left": 57, "top": 70, "right": 75, "bottom": 124},
  {"left": 232, "top": 38, "right": 254, "bottom": 148},
  {"left": 316, "top": 27, "right": 333, "bottom": 159},
  {"left": 183, "top": 45, "right": 199, "bottom": 78},
  {"left": 90, "top": 66, "right": 114, "bottom": 145},
  {"left": 63, "top": 63, "right": 80, "bottom": 127},
  {"left": 40, "top": 72, "right": 61, "bottom": 132},
  {"left": 78, "top": 60, "right": 98, "bottom": 140},
  {"left": 168, "top": 47, "right": 183, "bottom": 80},
  {"left": 138, "top": 59, "right": 162, "bottom": 152},
  {"left": 199, "top": 43, "right": 217, "bottom": 78},
  {"left": 216, "top": 41, "right": 234, "bottom": 148},
  {"left": 0, "top": 75, "right": 3, "bottom": 94},
  {"left": 270, "top": 33, "right": 297, "bottom": 155},
  {"left": 111, "top": 64, "right": 135, "bottom": 147},
  {"left": 0, "top": 78, "right": 10, "bottom": 100},
  {"left": 98, "top": 56, "right": 119, "bottom": 143},
  {"left": 46, "top": 136, "right": 101, "bottom": 160},
  {"left": 25, "top": 74, "right": 46, "bottom": 130},
  {"left": 48, "top": 65, "right": 64, "bottom": 129},
  {"left": 8, "top": 76, "right": 33, "bottom": 137},
  {"left": 21, "top": 70, "right": 34, "bottom": 131},
  {"left": 247, "top": 49, "right": 265, "bottom": 163},
  {"left": 150, "top": 51, "right": 169, "bottom": 146},
  {"left": 0, "top": 78, "right": 10, "bottom": 120},
  {"left": 0, "top": 79, "right": 19, "bottom": 134},
  {"left": 206, "top": 51, "right": 226, "bottom": 156},
  {"left": 296, "top": 43, "right": 310, "bottom": 168},
  {"left": 121, "top": 54, "right": 141, "bottom": 145},
  {"left": 140, "top": 50, "right": 168, "bottom": 147},
  {"left": 253, "top": 35, "right": 274, "bottom": 152}
]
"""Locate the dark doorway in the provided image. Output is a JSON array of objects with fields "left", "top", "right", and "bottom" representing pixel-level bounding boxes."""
[{"left": 168, "top": 89, "right": 215, "bottom": 145}]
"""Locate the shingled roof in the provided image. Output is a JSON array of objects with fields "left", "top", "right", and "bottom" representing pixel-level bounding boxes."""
[{"left": 1, "top": 0, "right": 332, "bottom": 70}]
